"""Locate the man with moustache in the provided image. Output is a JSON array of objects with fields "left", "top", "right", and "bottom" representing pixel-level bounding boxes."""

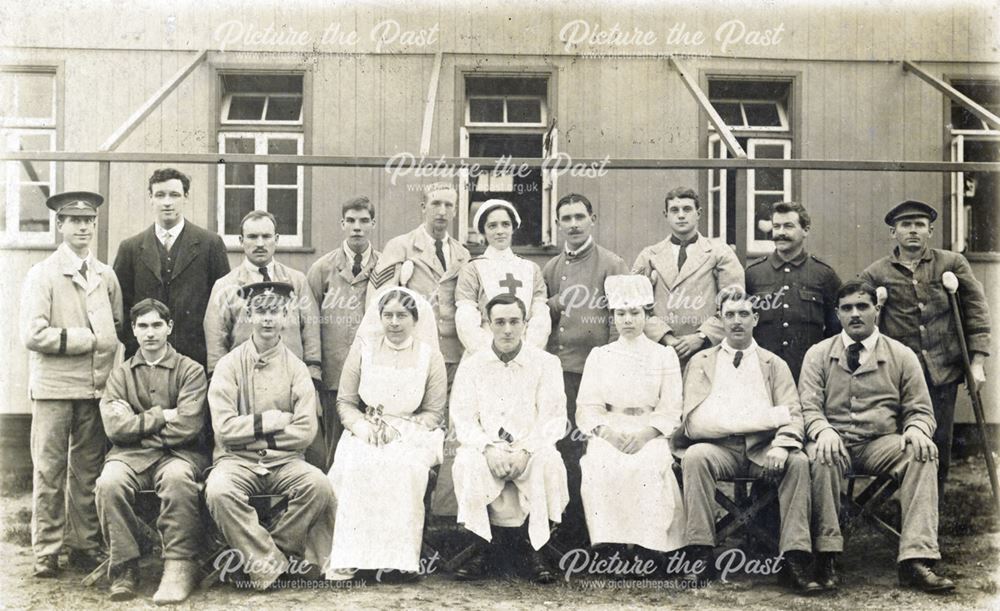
[
  {"left": 204, "top": 282, "right": 334, "bottom": 591},
  {"left": 632, "top": 187, "right": 744, "bottom": 363},
  {"left": 746, "top": 201, "right": 841, "bottom": 381},
  {"left": 95, "top": 299, "right": 208, "bottom": 603},
  {"left": 451, "top": 294, "right": 568, "bottom": 584},
  {"left": 21, "top": 191, "right": 122, "bottom": 578},
  {"left": 541, "top": 193, "right": 627, "bottom": 547},
  {"left": 305, "top": 196, "right": 380, "bottom": 470},
  {"left": 800, "top": 279, "right": 951, "bottom": 593},
  {"left": 860, "top": 201, "right": 991, "bottom": 491},
  {"left": 366, "top": 182, "right": 470, "bottom": 514},
  {"left": 113, "top": 168, "right": 230, "bottom": 368},
  {"left": 204, "top": 209, "right": 321, "bottom": 386},
  {"left": 672, "top": 289, "right": 818, "bottom": 593}
]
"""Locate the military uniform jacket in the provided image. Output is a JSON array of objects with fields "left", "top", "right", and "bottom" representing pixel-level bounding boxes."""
[
  {"left": 21, "top": 243, "right": 123, "bottom": 399},
  {"left": 631, "top": 234, "right": 745, "bottom": 344},
  {"left": 368, "top": 226, "right": 469, "bottom": 364},
  {"left": 745, "top": 250, "right": 842, "bottom": 380},
  {"left": 305, "top": 243, "right": 381, "bottom": 390}
]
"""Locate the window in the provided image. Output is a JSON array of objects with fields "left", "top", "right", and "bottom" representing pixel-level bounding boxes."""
[
  {"left": 216, "top": 73, "right": 305, "bottom": 246},
  {"left": 949, "top": 80, "right": 999, "bottom": 254},
  {"left": 707, "top": 79, "right": 793, "bottom": 253},
  {"left": 458, "top": 75, "right": 557, "bottom": 247},
  {"left": 1, "top": 68, "right": 57, "bottom": 245}
]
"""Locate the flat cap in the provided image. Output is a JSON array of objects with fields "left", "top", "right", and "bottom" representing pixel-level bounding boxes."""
[
  {"left": 239, "top": 281, "right": 294, "bottom": 307},
  {"left": 885, "top": 200, "right": 938, "bottom": 226}
]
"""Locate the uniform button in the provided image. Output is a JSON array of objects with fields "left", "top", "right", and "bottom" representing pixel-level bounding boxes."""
[
  {"left": 921, "top": 349, "right": 928, "bottom": 355},
  {"left": 561, "top": 275, "right": 567, "bottom": 280},
  {"left": 257, "top": 449, "right": 267, "bottom": 457},
  {"left": 782, "top": 285, "right": 789, "bottom": 290},
  {"left": 912, "top": 279, "right": 918, "bottom": 285},
  {"left": 918, "top": 303, "right": 925, "bottom": 309},
  {"left": 558, "top": 345, "right": 564, "bottom": 350},
  {"left": 919, "top": 325, "right": 925, "bottom": 331},
  {"left": 784, "top": 268, "right": 790, "bottom": 272},
  {"left": 783, "top": 304, "right": 789, "bottom": 309},
  {"left": 782, "top": 322, "right": 789, "bottom": 328},
  {"left": 782, "top": 340, "right": 789, "bottom": 346},
  {"left": 559, "top": 327, "right": 565, "bottom": 332}
]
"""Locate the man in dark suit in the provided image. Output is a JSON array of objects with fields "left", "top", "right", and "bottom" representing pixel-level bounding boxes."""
[{"left": 113, "top": 168, "right": 230, "bottom": 368}]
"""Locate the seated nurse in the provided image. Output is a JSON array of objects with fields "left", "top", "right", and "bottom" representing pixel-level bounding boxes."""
[
  {"left": 326, "top": 287, "right": 447, "bottom": 581},
  {"left": 576, "top": 274, "right": 686, "bottom": 562}
]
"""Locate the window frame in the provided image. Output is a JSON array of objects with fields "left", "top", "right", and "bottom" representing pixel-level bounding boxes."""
[
  {"left": 220, "top": 92, "right": 304, "bottom": 126},
  {"left": 746, "top": 138, "right": 792, "bottom": 254},
  {"left": 456, "top": 69, "right": 558, "bottom": 250},
  {"left": 216, "top": 132, "right": 304, "bottom": 247},
  {"left": 0, "top": 65, "right": 62, "bottom": 249},
  {"left": 210, "top": 65, "right": 312, "bottom": 251}
]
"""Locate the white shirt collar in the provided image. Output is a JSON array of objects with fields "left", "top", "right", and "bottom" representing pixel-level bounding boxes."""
[
  {"left": 243, "top": 258, "right": 276, "bottom": 277},
  {"left": 841, "top": 327, "right": 880, "bottom": 353},
  {"left": 565, "top": 236, "right": 593, "bottom": 257},
  {"left": 59, "top": 243, "right": 91, "bottom": 268},
  {"left": 343, "top": 241, "right": 372, "bottom": 267},
  {"left": 155, "top": 217, "right": 185, "bottom": 242},
  {"left": 720, "top": 339, "right": 758, "bottom": 356}
]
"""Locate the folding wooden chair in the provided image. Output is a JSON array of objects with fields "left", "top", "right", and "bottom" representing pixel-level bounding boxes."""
[
  {"left": 842, "top": 473, "right": 901, "bottom": 542},
  {"left": 82, "top": 489, "right": 161, "bottom": 586}
]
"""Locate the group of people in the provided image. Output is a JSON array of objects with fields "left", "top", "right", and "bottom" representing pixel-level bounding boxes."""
[{"left": 20, "top": 167, "right": 991, "bottom": 604}]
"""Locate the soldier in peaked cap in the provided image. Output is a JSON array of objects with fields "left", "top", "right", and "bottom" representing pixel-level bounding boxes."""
[
  {"left": 20, "top": 190, "right": 123, "bottom": 578},
  {"left": 861, "top": 199, "right": 991, "bottom": 495}
]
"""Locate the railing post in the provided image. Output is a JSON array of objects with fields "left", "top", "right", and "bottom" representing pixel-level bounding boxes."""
[{"left": 98, "top": 161, "right": 110, "bottom": 263}]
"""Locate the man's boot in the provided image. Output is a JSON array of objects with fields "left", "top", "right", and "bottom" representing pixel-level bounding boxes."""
[
  {"left": 454, "top": 539, "right": 492, "bottom": 581},
  {"left": 152, "top": 559, "right": 199, "bottom": 605},
  {"left": 681, "top": 545, "right": 716, "bottom": 587},
  {"left": 109, "top": 559, "right": 139, "bottom": 602},
  {"left": 815, "top": 552, "right": 838, "bottom": 590},
  {"left": 898, "top": 559, "right": 955, "bottom": 594},
  {"left": 780, "top": 551, "right": 822, "bottom": 595}
]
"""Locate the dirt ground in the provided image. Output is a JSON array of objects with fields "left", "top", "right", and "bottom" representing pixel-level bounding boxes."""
[{"left": 1, "top": 457, "right": 998, "bottom": 610}]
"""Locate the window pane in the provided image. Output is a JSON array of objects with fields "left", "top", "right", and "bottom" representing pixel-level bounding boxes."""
[
  {"left": 267, "top": 188, "right": 297, "bottom": 235},
  {"left": 752, "top": 144, "right": 786, "bottom": 160},
  {"left": 16, "top": 73, "right": 54, "bottom": 121},
  {"left": 507, "top": 98, "right": 541, "bottom": 123},
  {"left": 224, "top": 138, "right": 255, "bottom": 185},
  {"left": 227, "top": 96, "right": 266, "bottom": 121},
  {"left": 754, "top": 193, "right": 785, "bottom": 241},
  {"left": 18, "top": 183, "right": 50, "bottom": 232},
  {"left": 224, "top": 188, "right": 255, "bottom": 234},
  {"left": 469, "top": 98, "right": 504, "bottom": 123},
  {"left": 15, "top": 133, "right": 53, "bottom": 182},
  {"left": 267, "top": 139, "right": 299, "bottom": 185},
  {"left": 225, "top": 138, "right": 255, "bottom": 154},
  {"left": 744, "top": 102, "right": 781, "bottom": 127},
  {"left": 223, "top": 74, "right": 303, "bottom": 94},
  {"left": 754, "top": 168, "right": 785, "bottom": 192},
  {"left": 712, "top": 102, "right": 743, "bottom": 127},
  {"left": 265, "top": 96, "right": 302, "bottom": 122}
]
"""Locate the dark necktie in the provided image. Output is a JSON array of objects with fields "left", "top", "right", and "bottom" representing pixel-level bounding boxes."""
[
  {"left": 733, "top": 350, "right": 743, "bottom": 368},
  {"left": 79, "top": 260, "right": 88, "bottom": 280},
  {"left": 670, "top": 235, "right": 697, "bottom": 271},
  {"left": 259, "top": 266, "right": 271, "bottom": 282},
  {"left": 847, "top": 342, "right": 864, "bottom": 372},
  {"left": 352, "top": 252, "right": 363, "bottom": 278},
  {"left": 434, "top": 239, "right": 447, "bottom": 272}
]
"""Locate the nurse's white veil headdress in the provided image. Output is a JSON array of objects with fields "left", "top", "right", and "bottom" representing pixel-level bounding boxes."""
[{"left": 354, "top": 286, "right": 440, "bottom": 352}]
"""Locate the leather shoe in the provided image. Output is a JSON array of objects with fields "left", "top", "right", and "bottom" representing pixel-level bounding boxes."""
[
  {"left": 153, "top": 559, "right": 199, "bottom": 605},
  {"left": 453, "top": 541, "right": 491, "bottom": 581},
  {"left": 780, "top": 552, "right": 823, "bottom": 595},
  {"left": 109, "top": 560, "right": 139, "bottom": 602},
  {"left": 33, "top": 555, "right": 59, "bottom": 578},
  {"left": 898, "top": 559, "right": 955, "bottom": 594},
  {"left": 527, "top": 548, "right": 556, "bottom": 585},
  {"left": 815, "top": 552, "right": 838, "bottom": 590},
  {"left": 681, "top": 545, "right": 716, "bottom": 587},
  {"left": 67, "top": 548, "right": 106, "bottom": 572}
]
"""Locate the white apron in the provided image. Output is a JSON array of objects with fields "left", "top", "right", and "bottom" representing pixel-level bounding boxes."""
[{"left": 328, "top": 340, "right": 444, "bottom": 571}]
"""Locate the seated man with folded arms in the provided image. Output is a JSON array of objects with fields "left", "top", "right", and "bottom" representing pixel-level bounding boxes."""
[
  {"left": 204, "top": 282, "right": 335, "bottom": 591},
  {"left": 672, "top": 289, "right": 819, "bottom": 594},
  {"left": 800, "top": 279, "right": 952, "bottom": 593},
  {"left": 450, "top": 294, "right": 568, "bottom": 584},
  {"left": 96, "top": 298, "right": 209, "bottom": 603}
]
